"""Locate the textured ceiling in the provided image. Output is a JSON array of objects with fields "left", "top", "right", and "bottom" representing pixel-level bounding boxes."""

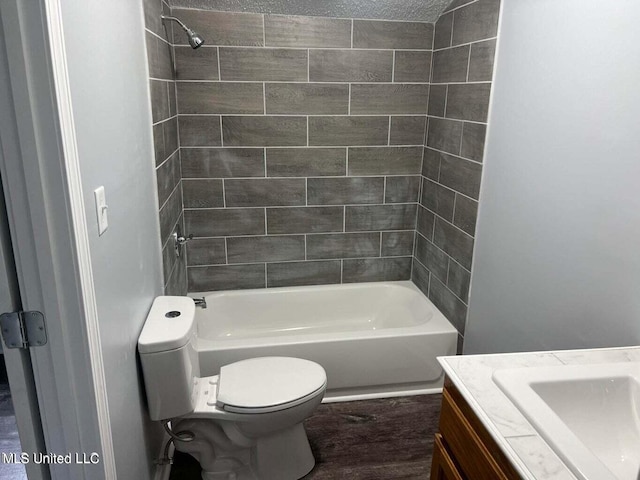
[{"left": 168, "top": 0, "right": 454, "bottom": 22}]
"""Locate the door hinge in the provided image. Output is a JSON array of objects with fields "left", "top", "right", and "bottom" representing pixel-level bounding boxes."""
[{"left": 0, "top": 311, "right": 47, "bottom": 349}]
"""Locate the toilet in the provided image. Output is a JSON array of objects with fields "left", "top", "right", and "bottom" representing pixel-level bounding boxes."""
[{"left": 138, "top": 296, "right": 327, "bottom": 480}]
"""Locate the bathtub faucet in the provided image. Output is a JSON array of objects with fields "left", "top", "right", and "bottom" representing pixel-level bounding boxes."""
[{"left": 194, "top": 297, "right": 207, "bottom": 309}]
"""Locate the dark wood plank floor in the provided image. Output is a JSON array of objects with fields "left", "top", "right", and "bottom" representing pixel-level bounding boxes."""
[
  {"left": 170, "top": 394, "right": 442, "bottom": 480},
  {"left": 0, "top": 357, "right": 27, "bottom": 480}
]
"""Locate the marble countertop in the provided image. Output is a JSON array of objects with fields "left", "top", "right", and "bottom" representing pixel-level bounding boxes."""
[{"left": 439, "top": 345, "right": 640, "bottom": 480}]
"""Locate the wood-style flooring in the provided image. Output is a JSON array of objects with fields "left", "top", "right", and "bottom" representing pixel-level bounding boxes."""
[
  {"left": 0, "top": 380, "right": 27, "bottom": 479},
  {"left": 170, "top": 394, "right": 442, "bottom": 479}
]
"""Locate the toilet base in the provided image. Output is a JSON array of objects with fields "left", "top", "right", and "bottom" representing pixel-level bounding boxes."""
[{"left": 174, "top": 420, "right": 315, "bottom": 480}]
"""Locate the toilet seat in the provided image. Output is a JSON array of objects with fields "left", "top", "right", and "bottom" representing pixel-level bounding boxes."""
[{"left": 216, "top": 357, "right": 327, "bottom": 414}]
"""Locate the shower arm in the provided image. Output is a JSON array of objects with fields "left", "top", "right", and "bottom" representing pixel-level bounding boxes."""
[{"left": 161, "top": 15, "right": 193, "bottom": 34}]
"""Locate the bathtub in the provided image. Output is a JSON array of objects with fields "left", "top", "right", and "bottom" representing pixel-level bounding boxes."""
[{"left": 191, "top": 281, "right": 457, "bottom": 402}]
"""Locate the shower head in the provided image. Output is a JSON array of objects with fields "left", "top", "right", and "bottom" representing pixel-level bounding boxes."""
[{"left": 161, "top": 15, "right": 205, "bottom": 49}]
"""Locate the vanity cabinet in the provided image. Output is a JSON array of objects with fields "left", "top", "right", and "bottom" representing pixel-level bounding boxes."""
[{"left": 431, "top": 379, "right": 521, "bottom": 480}]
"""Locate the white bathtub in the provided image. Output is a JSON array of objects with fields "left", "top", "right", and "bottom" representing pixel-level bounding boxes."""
[{"left": 191, "top": 281, "right": 458, "bottom": 401}]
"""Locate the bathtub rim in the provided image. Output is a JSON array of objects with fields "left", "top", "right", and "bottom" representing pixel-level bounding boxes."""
[{"left": 190, "top": 280, "right": 458, "bottom": 349}]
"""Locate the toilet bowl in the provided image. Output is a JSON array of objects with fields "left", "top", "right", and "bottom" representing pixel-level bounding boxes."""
[{"left": 138, "top": 296, "right": 327, "bottom": 480}]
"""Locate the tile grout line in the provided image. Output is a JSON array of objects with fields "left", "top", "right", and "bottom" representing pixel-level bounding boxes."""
[
  {"left": 392, "top": 50, "right": 396, "bottom": 82},
  {"left": 350, "top": 20, "right": 354, "bottom": 48}
]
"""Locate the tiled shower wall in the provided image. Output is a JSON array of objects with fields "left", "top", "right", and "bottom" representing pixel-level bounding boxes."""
[
  {"left": 143, "top": 0, "right": 188, "bottom": 295},
  {"left": 411, "top": 0, "right": 500, "bottom": 339},
  {"left": 169, "top": 8, "right": 434, "bottom": 291}
]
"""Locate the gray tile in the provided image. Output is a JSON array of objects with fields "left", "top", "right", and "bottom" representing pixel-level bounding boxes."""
[
  {"left": 266, "top": 148, "right": 346, "bottom": 177},
  {"left": 146, "top": 33, "right": 173, "bottom": 81},
  {"left": 158, "top": 36, "right": 175, "bottom": 80},
  {"left": 156, "top": 151, "right": 180, "bottom": 208},
  {"left": 389, "top": 116, "right": 426, "bottom": 145},
  {"left": 348, "top": 147, "right": 423, "bottom": 175},
  {"left": 448, "top": 260, "right": 471, "bottom": 303},
  {"left": 165, "top": 250, "right": 188, "bottom": 295},
  {"left": 182, "top": 179, "right": 224, "bottom": 208},
  {"left": 309, "top": 50, "right": 393, "bottom": 82},
  {"left": 153, "top": 123, "right": 165, "bottom": 166},
  {"left": 461, "top": 122, "right": 486, "bottom": 161},
  {"left": 162, "top": 238, "right": 178, "bottom": 285},
  {"left": 185, "top": 208, "right": 265, "bottom": 237},
  {"left": 181, "top": 148, "right": 264, "bottom": 178},
  {"left": 186, "top": 238, "right": 226, "bottom": 266},
  {"left": 394, "top": 51, "right": 431, "bottom": 82},
  {"left": 168, "top": 81, "right": 177, "bottom": 117},
  {"left": 422, "top": 147, "right": 441, "bottom": 180},
  {"left": 170, "top": 9, "right": 264, "bottom": 46},
  {"left": 452, "top": 0, "right": 500, "bottom": 46},
  {"left": 429, "top": 275, "right": 467, "bottom": 333},
  {"left": 308, "top": 177, "right": 384, "bottom": 205},
  {"left": 178, "top": 116, "right": 222, "bottom": 147},
  {"left": 345, "top": 204, "right": 417, "bottom": 231},
  {"left": 225, "top": 178, "right": 306, "bottom": 206},
  {"left": 446, "top": 83, "right": 492, "bottom": 122},
  {"left": 176, "top": 82, "right": 264, "bottom": 114},
  {"left": 416, "top": 206, "right": 435, "bottom": 239},
  {"left": 468, "top": 39, "right": 496, "bottom": 82},
  {"left": 381, "top": 231, "right": 414, "bottom": 256},
  {"left": 415, "top": 234, "right": 449, "bottom": 282},
  {"left": 226, "top": 235, "right": 305, "bottom": 263},
  {"left": 439, "top": 153, "right": 482, "bottom": 199},
  {"left": 385, "top": 176, "right": 420, "bottom": 203},
  {"left": 219, "top": 47, "right": 308, "bottom": 81},
  {"left": 411, "top": 258, "right": 430, "bottom": 297},
  {"left": 421, "top": 179, "right": 455, "bottom": 220},
  {"left": 266, "top": 83, "right": 349, "bottom": 115},
  {"left": 265, "top": 15, "right": 351, "bottom": 48},
  {"left": 309, "top": 116, "right": 389, "bottom": 146},
  {"left": 223, "top": 116, "right": 307, "bottom": 146},
  {"left": 267, "top": 206, "right": 344, "bottom": 234},
  {"left": 143, "top": 0, "right": 163, "bottom": 37},
  {"left": 188, "top": 264, "right": 265, "bottom": 292},
  {"left": 162, "top": 117, "right": 179, "bottom": 156},
  {"left": 352, "top": 20, "right": 433, "bottom": 49},
  {"left": 433, "top": 12, "right": 453, "bottom": 50},
  {"left": 267, "top": 260, "right": 341, "bottom": 288},
  {"left": 343, "top": 257, "right": 412, "bottom": 283},
  {"left": 426, "top": 117, "right": 463, "bottom": 155},
  {"left": 428, "top": 85, "right": 447, "bottom": 117},
  {"left": 174, "top": 46, "right": 218, "bottom": 80},
  {"left": 150, "top": 80, "right": 169, "bottom": 123},
  {"left": 350, "top": 84, "right": 429, "bottom": 115},
  {"left": 453, "top": 194, "right": 478, "bottom": 236},
  {"left": 159, "top": 186, "right": 182, "bottom": 242},
  {"left": 433, "top": 217, "right": 474, "bottom": 269},
  {"left": 307, "top": 233, "right": 380, "bottom": 260},
  {"left": 431, "top": 45, "right": 470, "bottom": 83}
]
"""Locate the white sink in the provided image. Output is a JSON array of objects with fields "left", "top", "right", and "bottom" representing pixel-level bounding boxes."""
[{"left": 493, "top": 362, "right": 640, "bottom": 480}]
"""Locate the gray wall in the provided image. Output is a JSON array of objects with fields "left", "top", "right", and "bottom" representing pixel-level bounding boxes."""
[
  {"left": 144, "top": 0, "right": 187, "bottom": 295},
  {"left": 411, "top": 0, "right": 500, "bottom": 343},
  {"left": 60, "top": 0, "right": 165, "bottom": 477},
  {"left": 464, "top": 0, "right": 640, "bottom": 353},
  {"left": 167, "top": 8, "right": 433, "bottom": 291}
]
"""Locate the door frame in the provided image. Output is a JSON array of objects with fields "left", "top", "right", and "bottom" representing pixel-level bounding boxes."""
[{"left": 0, "top": 0, "right": 115, "bottom": 478}]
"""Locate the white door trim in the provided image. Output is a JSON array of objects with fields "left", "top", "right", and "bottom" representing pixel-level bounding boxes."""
[
  {"left": 41, "top": 0, "right": 116, "bottom": 476},
  {"left": 0, "top": 0, "right": 115, "bottom": 478}
]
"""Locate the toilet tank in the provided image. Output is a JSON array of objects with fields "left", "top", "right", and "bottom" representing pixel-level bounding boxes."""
[{"left": 138, "top": 296, "right": 200, "bottom": 421}]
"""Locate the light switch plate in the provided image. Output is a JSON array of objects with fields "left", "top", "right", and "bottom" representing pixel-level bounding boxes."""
[{"left": 94, "top": 186, "right": 108, "bottom": 235}]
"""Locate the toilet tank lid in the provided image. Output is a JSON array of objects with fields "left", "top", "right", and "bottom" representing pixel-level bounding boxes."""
[{"left": 138, "top": 296, "right": 196, "bottom": 354}]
